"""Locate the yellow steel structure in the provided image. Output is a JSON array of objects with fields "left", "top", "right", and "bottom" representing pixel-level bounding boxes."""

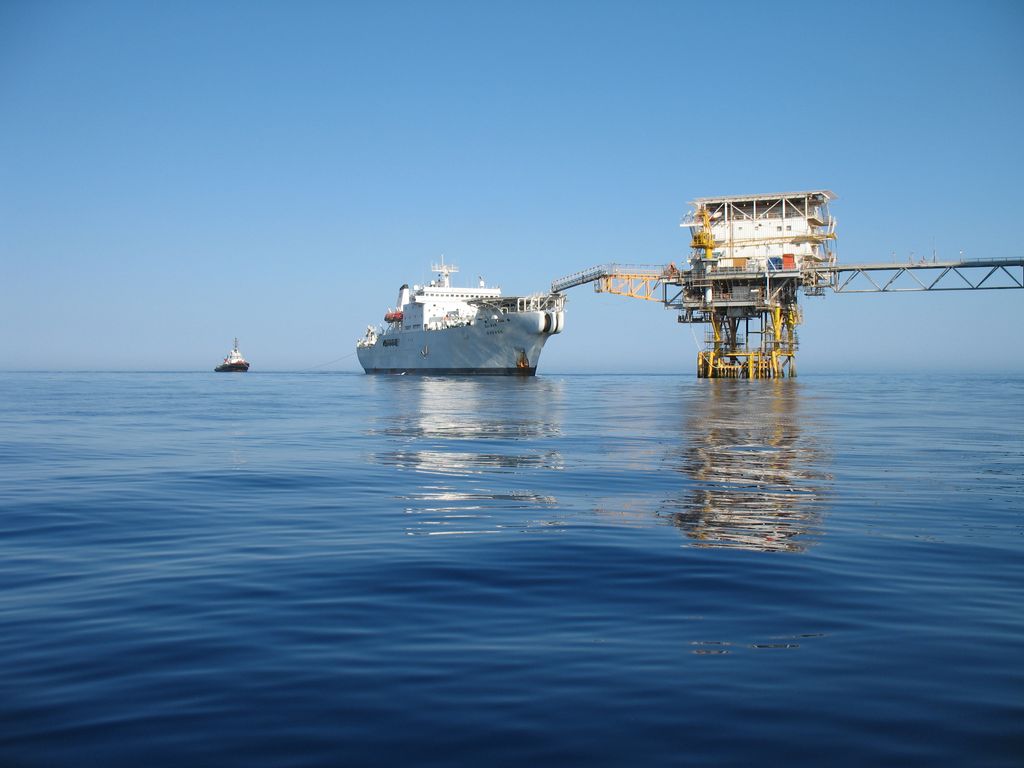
[
  {"left": 695, "top": 304, "right": 801, "bottom": 379},
  {"left": 690, "top": 206, "right": 716, "bottom": 261},
  {"left": 592, "top": 264, "right": 802, "bottom": 378},
  {"left": 596, "top": 272, "right": 664, "bottom": 302},
  {"left": 592, "top": 202, "right": 805, "bottom": 379}
]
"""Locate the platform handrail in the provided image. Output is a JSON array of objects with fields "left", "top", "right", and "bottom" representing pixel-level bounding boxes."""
[
  {"left": 814, "top": 257, "right": 1024, "bottom": 272},
  {"left": 551, "top": 263, "right": 668, "bottom": 293}
]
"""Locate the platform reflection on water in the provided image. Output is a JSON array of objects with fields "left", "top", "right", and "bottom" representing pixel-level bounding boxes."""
[{"left": 661, "top": 380, "right": 832, "bottom": 552}]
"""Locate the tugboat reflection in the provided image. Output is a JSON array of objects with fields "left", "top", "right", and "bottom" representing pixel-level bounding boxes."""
[
  {"left": 367, "top": 376, "right": 567, "bottom": 537},
  {"left": 661, "top": 380, "right": 831, "bottom": 552}
]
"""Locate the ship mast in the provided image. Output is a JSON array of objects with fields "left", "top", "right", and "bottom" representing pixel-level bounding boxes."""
[{"left": 431, "top": 255, "right": 459, "bottom": 288}]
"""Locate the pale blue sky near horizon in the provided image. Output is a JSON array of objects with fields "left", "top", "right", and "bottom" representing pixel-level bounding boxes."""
[{"left": 2, "top": 0, "right": 1022, "bottom": 372}]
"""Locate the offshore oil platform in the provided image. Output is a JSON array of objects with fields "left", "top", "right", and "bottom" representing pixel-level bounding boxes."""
[{"left": 552, "top": 190, "right": 1024, "bottom": 378}]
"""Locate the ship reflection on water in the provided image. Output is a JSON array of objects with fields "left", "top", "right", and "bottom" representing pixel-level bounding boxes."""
[
  {"left": 661, "top": 381, "right": 831, "bottom": 552},
  {"left": 366, "top": 376, "right": 567, "bottom": 537},
  {"left": 368, "top": 375, "right": 564, "bottom": 472}
]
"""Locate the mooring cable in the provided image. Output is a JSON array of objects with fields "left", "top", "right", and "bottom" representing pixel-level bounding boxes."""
[{"left": 302, "top": 350, "right": 358, "bottom": 371}]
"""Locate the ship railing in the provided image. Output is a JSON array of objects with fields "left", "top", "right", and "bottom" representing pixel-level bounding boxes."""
[
  {"left": 515, "top": 293, "right": 567, "bottom": 312},
  {"left": 472, "top": 293, "right": 566, "bottom": 313}
]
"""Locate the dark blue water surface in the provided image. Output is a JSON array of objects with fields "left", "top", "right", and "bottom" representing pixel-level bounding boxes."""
[{"left": 0, "top": 372, "right": 1021, "bottom": 766}]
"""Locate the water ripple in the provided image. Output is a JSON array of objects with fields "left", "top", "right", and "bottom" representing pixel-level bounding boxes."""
[{"left": 0, "top": 372, "right": 1021, "bottom": 767}]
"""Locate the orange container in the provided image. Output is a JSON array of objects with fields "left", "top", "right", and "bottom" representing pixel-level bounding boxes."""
[{"left": 782, "top": 253, "right": 796, "bottom": 270}]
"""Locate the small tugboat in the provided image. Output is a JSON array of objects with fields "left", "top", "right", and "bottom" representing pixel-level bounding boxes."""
[{"left": 215, "top": 338, "right": 250, "bottom": 372}]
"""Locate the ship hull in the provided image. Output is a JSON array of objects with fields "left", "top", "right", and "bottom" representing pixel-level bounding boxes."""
[
  {"left": 215, "top": 362, "right": 250, "bottom": 372},
  {"left": 362, "top": 366, "right": 537, "bottom": 376},
  {"left": 357, "top": 311, "right": 552, "bottom": 375}
]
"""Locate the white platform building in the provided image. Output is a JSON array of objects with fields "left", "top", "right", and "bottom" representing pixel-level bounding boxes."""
[{"left": 682, "top": 190, "right": 837, "bottom": 273}]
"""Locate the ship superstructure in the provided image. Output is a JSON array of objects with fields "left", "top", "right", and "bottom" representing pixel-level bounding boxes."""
[{"left": 356, "top": 260, "right": 565, "bottom": 375}]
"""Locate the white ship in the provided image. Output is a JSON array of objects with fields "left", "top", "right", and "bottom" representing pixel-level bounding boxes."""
[{"left": 356, "top": 260, "right": 565, "bottom": 375}]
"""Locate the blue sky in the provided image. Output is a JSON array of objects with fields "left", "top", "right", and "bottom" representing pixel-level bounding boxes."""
[{"left": 2, "top": 0, "right": 1021, "bottom": 372}]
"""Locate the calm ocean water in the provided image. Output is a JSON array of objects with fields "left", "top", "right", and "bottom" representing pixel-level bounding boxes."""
[{"left": 0, "top": 371, "right": 1021, "bottom": 766}]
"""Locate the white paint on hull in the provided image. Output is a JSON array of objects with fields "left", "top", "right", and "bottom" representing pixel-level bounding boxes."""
[{"left": 357, "top": 311, "right": 554, "bottom": 374}]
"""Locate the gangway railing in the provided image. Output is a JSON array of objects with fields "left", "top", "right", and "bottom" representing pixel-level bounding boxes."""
[{"left": 551, "top": 263, "right": 666, "bottom": 293}]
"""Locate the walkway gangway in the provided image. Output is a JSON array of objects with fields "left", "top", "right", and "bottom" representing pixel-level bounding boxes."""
[
  {"left": 806, "top": 258, "right": 1024, "bottom": 293},
  {"left": 550, "top": 263, "right": 667, "bottom": 294}
]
